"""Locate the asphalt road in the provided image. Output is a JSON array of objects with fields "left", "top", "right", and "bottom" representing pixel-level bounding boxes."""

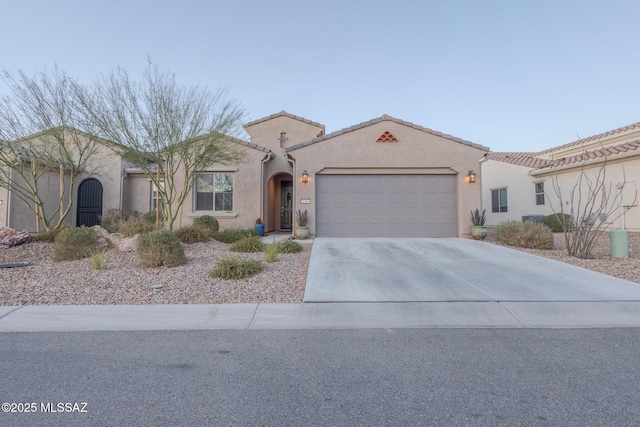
[{"left": 2, "top": 328, "right": 640, "bottom": 426}]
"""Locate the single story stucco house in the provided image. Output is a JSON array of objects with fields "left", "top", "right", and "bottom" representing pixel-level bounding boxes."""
[
  {"left": 0, "top": 111, "right": 489, "bottom": 238},
  {"left": 481, "top": 121, "right": 640, "bottom": 231}
]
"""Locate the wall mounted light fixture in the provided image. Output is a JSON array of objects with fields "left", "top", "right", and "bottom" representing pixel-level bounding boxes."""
[
  {"left": 468, "top": 170, "right": 477, "bottom": 183},
  {"left": 302, "top": 170, "right": 309, "bottom": 183}
]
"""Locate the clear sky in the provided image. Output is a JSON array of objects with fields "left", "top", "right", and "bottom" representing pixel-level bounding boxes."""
[{"left": 1, "top": 0, "right": 639, "bottom": 152}]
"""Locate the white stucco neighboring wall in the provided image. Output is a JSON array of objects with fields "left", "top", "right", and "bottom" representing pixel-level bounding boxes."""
[
  {"left": 531, "top": 158, "right": 640, "bottom": 231},
  {"left": 481, "top": 160, "right": 552, "bottom": 226},
  {"left": 482, "top": 155, "right": 640, "bottom": 231}
]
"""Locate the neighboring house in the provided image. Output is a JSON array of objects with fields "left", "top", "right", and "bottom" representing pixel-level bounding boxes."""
[
  {"left": 1, "top": 112, "right": 489, "bottom": 237},
  {"left": 481, "top": 122, "right": 640, "bottom": 231},
  {"left": 0, "top": 128, "right": 132, "bottom": 232}
]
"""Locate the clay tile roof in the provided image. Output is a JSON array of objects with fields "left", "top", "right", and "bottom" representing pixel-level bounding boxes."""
[
  {"left": 243, "top": 110, "right": 325, "bottom": 131},
  {"left": 539, "top": 121, "right": 640, "bottom": 154},
  {"left": 485, "top": 152, "right": 552, "bottom": 169},
  {"left": 535, "top": 138, "right": 640, "bottom": 169},
  {"left": 493, "top": 140, "right": 640, "bottom": 170}
]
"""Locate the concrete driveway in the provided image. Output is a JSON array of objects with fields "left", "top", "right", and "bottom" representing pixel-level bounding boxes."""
[{"left": 304, "top": 238, "right": 640, "bottom": 302}]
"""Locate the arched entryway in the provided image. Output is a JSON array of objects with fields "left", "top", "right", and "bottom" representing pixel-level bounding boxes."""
[
  {"left": 77, "top": 178, "right": 103, "bottom": 227},
  {"left": 266, "top": 173, "right": 293, "bottom": 232}
]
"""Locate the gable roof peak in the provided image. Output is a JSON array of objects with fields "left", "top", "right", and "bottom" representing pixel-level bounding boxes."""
[
  {"left": 286, "top": 115, "right": 489, "bottom": 152},
  {"left": 243, "top": 111, "right": 325, "bottom": 131}
]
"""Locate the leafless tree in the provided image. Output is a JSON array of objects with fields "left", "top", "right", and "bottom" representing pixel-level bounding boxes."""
[
  {"left": 549, "top": 149, "right": 636, "bottom": 258},
  {"left": 76, "top": 61, "right": 246, "bottom": 230},
  {"left": 0, "top": 67, "right": 102, "bottom": 232}
]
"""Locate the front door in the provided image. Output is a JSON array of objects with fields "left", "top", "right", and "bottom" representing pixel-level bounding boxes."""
[
  {"left": 77, "top": 178, "right": 103, "bottom": 227},
  {"left": 280, "top": 181, "right": 293, "bottom": 230}
]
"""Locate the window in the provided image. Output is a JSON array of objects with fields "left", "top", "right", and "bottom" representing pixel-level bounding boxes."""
[
  {"left": 535, "top": 182, "right": 545, "bottom": 205},
  {"left": 195, "top": 173, "right": 233, "bottom": 211},
  {"left": 150, "top": 181, "right": 164, "bottom": 211},
  {"left": 491, "top": 188, "right": 508, "bottom": 213}
]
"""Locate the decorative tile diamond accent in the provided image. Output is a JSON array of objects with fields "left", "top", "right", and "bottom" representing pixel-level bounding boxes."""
[{"left": 376, "top": 131, "right": 398, "bottom": 143}]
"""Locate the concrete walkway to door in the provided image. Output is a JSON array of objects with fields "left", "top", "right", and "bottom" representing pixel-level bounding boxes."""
[{"left": 304, "top": 238, "right": 640, "bottom": 302}]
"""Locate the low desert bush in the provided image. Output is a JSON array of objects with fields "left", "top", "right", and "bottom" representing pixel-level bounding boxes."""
[
  {"left": 495, "top": 220, "right": 554, "bottom": 249},
  {"left": 209, "top": 257, "right": 264, "bottom": 280},
  {"left": 192, "top": 215, "right": 219, "bottom": 236},
  {"left": 175, "top": 225, "right": 210, "bottom": 244},
  {"left": 213, "top": 228, "right": 258, "bottom": 244},
  {"left": 32, "top": 226, "right": 67, "bottom": 243},
  {"left": 99, "top": 208, "right": 122, "bottom": 233},
  {"left": 278, "top": 239, "right": 303, "bottom": 254},
  {"left": 265, "top": 242, "right": 280, "bottom": 263},
  {"left": 53, "top": 226, "right": 100, "bottom": 262},
  {"left": 142, "top": 210, "right": 161, "bottom": 226},
  {"left": 118, "top": 215, "right": 157, "bottom": 237},
  {"left": 137, "top": 229, "right": 187, "bottom": 268},
  {"left": 230, "top": 236, "right": 265, "bottom": 253},
  {"left": 543, "top": 213, "right": 574, "bottom": 233}
]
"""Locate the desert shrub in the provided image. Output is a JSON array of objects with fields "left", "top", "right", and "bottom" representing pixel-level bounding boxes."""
[
  {"left": 175, "top": 225, "right": 210, "bottom": 244},
  {"left": 209, "top": 257, "right": 264, "bottom": 280},
  {"left": 265, "top": 242, "right": 280, "bottom": 263},
  {"left": 142, "top": 210, "right": 162, "bottom": 225},
  {"left": 192, "top": 215, "right": 219, "bottom": 236},
  {"left": 32, "top": 226, "right": 67, "bottom": 243},
  {"left": 543, "top": 213, "right": 574, "bottom": 233},
  {"left": 230, "top": 236, "right": 265, "bottom": 253},
  {"left": 118, "top": 216, "right": 157, "bottom": 237},
  {"left": 137, "top": 229, "right": 187, "bottom": 268},
  {"left": 99, "top": 208, "right": 122, "bottom": 233},
  {"left": 496, "top": 220, "right": 554, "bottom": 249},
  {"left": 278, "top": 239, "right": 303, "bottom": 254},
  {"left": 53, "top": 226, "right": 100, "bottom": 262},
  {"left": 213, "top": 228, "right": 258, "bottom": 243}
]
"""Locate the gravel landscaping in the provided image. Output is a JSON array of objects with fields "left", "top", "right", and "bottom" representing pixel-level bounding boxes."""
[
  {"left": 1, "top": 231, "right": 639, "bottom": 306},
  {"left": 486, "top": 229, "right": 640, "bottom": 284},
  {"left": 0, "top": 239, "right": 311, "bottom": 306}
]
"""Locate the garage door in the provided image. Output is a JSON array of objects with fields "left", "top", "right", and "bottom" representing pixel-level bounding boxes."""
[{"left": 315, "top": 175, "right": 457, "bottom": 237}]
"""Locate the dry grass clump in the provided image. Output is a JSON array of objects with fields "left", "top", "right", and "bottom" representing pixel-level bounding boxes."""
[
  {"left": 214, "top": 228, "right": 258, "bottom": 244},
  {"left": 230, "top": 236, "right": 265, "bottom": 253},
  {"left": 209, "top": 257, "right": 264, "bottom": 280}
]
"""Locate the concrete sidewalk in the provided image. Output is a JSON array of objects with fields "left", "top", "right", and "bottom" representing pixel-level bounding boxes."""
[{"left": 2, "top": 301, "right": 640, "bottom": 332}]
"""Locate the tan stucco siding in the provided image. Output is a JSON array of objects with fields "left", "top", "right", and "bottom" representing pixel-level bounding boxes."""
[
  {"left": 289, "top": 121, "right": 487, "bottom": 237},
  {"left": 123, "top": 173, "right": 153, "bottom": 214},
  {"left": 244, "top": 116, "right": 324, "bottom": 151},
  {"left": 9, "top": 169, "right": 72, "bottom": 232},
  {"left": 179, "top": 145, "right": 266, "bottom": 230}
]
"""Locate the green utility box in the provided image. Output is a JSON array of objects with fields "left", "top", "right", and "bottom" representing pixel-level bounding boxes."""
[{"left": 609, "top": 229, "right": 629, "bottom": 259}]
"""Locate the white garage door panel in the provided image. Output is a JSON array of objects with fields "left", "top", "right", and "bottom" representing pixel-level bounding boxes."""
[{"left": 316, "top": 175, "right": 457, "bottom": 237}]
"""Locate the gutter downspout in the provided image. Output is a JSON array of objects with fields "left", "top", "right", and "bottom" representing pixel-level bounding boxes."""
[
  {"left": 478, "top": 153, "right": 489, "bottom": 213},
  {"left": 5, "top": 168, "right": 12, "bottom": 228},
  {"left": 119, "top": 167, "right": 127, "bottom": 212},
  {"left": 260, "top": 151, "right": 275, "bottom": 227},
  {"left": 286, "top": 153, "right": 296, "bottom": 239}
]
